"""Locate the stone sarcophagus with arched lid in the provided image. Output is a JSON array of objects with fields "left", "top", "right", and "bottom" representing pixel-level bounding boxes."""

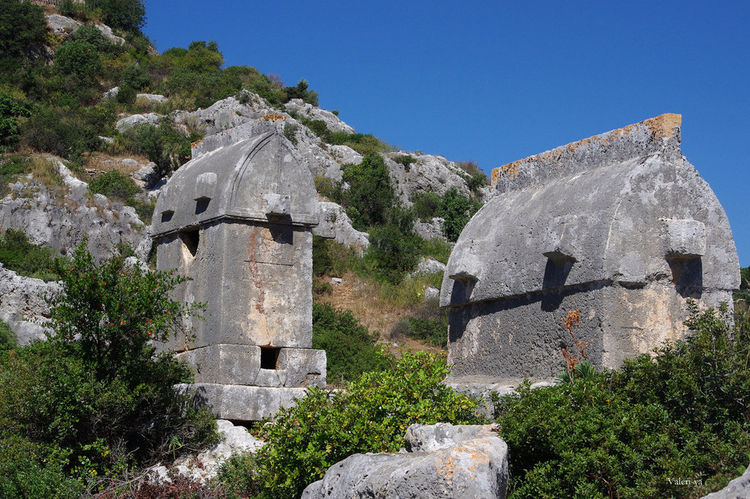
[
  {"left": 152, "top": 121, "right": 325, "bottom": 421},
  {"left": 441, "top": 114, "right": 739, "bottom": 383}
]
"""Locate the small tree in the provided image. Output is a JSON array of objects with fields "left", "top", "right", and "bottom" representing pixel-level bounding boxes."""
[
  {"left": 340, "top": 153, "right": 396, "bottom": 230},
  {"left": 48, "top": 241, "right": 202, "bottom": 380}
]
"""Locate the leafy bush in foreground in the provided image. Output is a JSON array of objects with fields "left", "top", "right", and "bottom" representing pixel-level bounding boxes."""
[
  {"left": 498, "top": 302, "right": 750, "bottom": 498},
  {"left": 253, "top": 351, "right": 484, "bottom": 497},
  {"left": 0, "top": 242, "right": 217, "bottom": 488}
]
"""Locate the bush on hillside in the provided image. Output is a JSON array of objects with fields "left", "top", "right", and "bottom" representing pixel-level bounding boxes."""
[
  {"left": 22, "top": 105, "right": 114, "bottom": 159},
  {"left": 0, "top": 91, "right": 31, "bottom": 148},
  {"left": 88, "top": 169, "right": 154, "bottom": 222},
  {"left": 339, "top": 153, "right": 396, "bottom": 230},
  {"left": 0, "top": 228, "right": 63, "bottom": 281},
  {"left": 412, "top": 191, "right": 442, "bottom": 221},
  {"left": 391, "top": 298, "right": 449, "bottom": 347},
  {"left": 438, "top": 187, "right": 481, "bottom": 242},
  {"left": 393, "top": 154, "right": 416, "bottom": 171},
  {"left": 0, "top": 156, "right": 30, "bottom": 196},
  {"left": 363, "top": 224, "right": 422, "bottom": 284},
  {"left": 312, "top": 302, "right": 388, "bottom": 384},
  {"left": 0, "top": 319, "right": 16, "bottom": 352},
  {"left": 312, "top": 236, "right": 358, "bottom": 277},
  {"left": 327, "top": 131, "right": 392, "bottom": 156},
  {"left": 91, "top": 0, "right": 147, "bottom": 35},
  {"left": 88, "top": 170, "right": 140, "bottom": 201},
  {"left": 497, "top": 302, "right": 750, "bottom": 498},
  {"left": 252, "top": 351, "right": 484, "bottom": 497},
  {"left": 284, "top": 79, "right": 319, "bottom": 106},
  {"left": 0, "top": 242, "right": 218, "bottom": 487},
  {"left": 115, "top": 119, "right": 195, "bottom": 178},
  {"left": 0, "top": 0, "right": 47, "bottom": 75}
]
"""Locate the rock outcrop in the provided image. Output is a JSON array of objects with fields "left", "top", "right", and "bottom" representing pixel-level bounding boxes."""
[
  {"left": 147, "top": 419, "right": 265, "bottom": 484},
  {"left": 0, "top": 157, "right": 150, "bottom": 262},
  {"left": 302, "top": 423, "right": 509, "bottom": 498},
  {"left": 116, "top": 112, "right": 163, "bottom": 132},
  {"left": 314, "top": 201, "right": 369, "bottom": 252},
  {"left": 285, "top": 98, "right": 354, "bottom": 134},
  {"left": 0, "top": 264, "right": 59, "bottom": 345},
  {"left": 702, "top": 464, "right": 750, "bottom": 499}
]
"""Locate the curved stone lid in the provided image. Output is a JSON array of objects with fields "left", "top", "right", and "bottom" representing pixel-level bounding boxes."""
[
  {"left": 491, "top": 114, "right": 683, "bottom": 194},
  {"left": 152, "top": 122, "right": 318, "bottom": 237},
  {"left": 442, "top": 117, "right": 738, "bottom": 307}
]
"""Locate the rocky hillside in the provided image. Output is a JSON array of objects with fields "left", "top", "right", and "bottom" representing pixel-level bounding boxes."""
[{"left": 0, "top": 1, "right": 488, "bottom": 348}]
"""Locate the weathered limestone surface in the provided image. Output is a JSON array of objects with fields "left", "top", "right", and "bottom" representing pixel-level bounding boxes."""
[
  {"left": 441, "top": 114, "right": 739, "bottom": 381},
  {"left": 0, "top": 264, "right": 59, "bottom": 345},
  {"left": 384, "top": 152, "right": 478, "bottom": 206},
  {"left": 115, "top": 112, "right": 162, "bottom": 132},
  {"left": 285, "top": 98, "right": 354, "bottom": 134},
  {"left": 177, "top": 384, "right": 308, "bottom": 422},
  {"left": 302, "top": 423, "right": 508, "bottom": 498},
  {"left": 147, "top": 419, "right": 265, "bottom": 484},
  {"left": 0, "top": 157, "right": 150, "bottom": 262},
  {"left": 153, "top": 121, "right": 325, "bottom": 420},
  {"left": 314, "top": 201, "right": 369, "bottom": 252},
  {"left": 702, "top": 464, "right": 750, "bottom": 498}
]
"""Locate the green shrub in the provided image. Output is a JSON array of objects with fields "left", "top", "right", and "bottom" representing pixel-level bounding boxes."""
[
  {"left": 0, "top": 155, "right": 30, "bottom": 196},
  {"left": 438, "top": 187, "right": 481, "bottom": 242},
  {"left": 255, "top": 351, "right": 484, "bottom": 497},
  {"left": 392, "top": 299, "right": 448, "bottom": 347},
  {"left": 283, "top": 122, "right": 298, "bottom": 145},
  {"left": 420, "top": 237, "right": 452, "bottom": 264},
  {"left": 0, "top": 91, "right": 30, "bottom": 148},
  {"left": 0, "top": 228, "right": 62, "bottom": 281},
  {"left": 340, "top": 153, "right": 395, "bottom": 230},
  {"left": 393, "top": 154, "right": 416, "bottom": 171},
  {"left": 22, "top": 105, "right": 113, "bottom": 159},
  {"left": 116, "top": 119, "right": 194, "bottom": 178},
  {"left": 129, "top": 196, "right": 155, "bottom": 224},
  {"left": 306, "top": 119, "right": 330, "bottom": 141},
  {"left": 328, "top": 132, "right": 392, "bottom": 155},
  {"left": 0, "top": 242, "right": 218, "bottom": 483},
  {"left": 217, "top": 453, "right": 260, "bottom": 498},
  {"left": 312, "top": 303, "right": 388, "bottom": 384},
  {"left": 88, "top": 170, "right": 140, "bottom": 202},
  {"left": 497, "top": 302, "right": 750, "bottom": 498},
  {"left": 412, "top": 191, "right": 442, "bottom": 221},
  {"left": 0, "top": 319, "right": 16, "bottom": 352},
  {"left": 0, "top": 434, "right": 82, "bottom": 499},
  {"left": 312, "top": 279, "right": 333, "bottom": 296},
  {"left": 364, "top": 224, "right": 422, "bottom": 284},
  {"left": 313, "top": 174, "right": 339, "bottom": 201},
  {"left": 312, "top": 236, "right": 358, "bottom": 277},
  {"left": 88, "top": 0, "right": 146, "bottom": 35},
  {"left": 283, "top": 79, "right": 319, "bottom": 106},
  {"left": 0, "top": 0, "right": 47, "bottom": 74}
]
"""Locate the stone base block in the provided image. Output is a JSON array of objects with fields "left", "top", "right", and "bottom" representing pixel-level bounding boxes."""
[
  {"left": 176, "top": 345, "right": 326, "bottom": 387},
  {"left": 178, "top": 383, "right": 309, "bottom": 422}
]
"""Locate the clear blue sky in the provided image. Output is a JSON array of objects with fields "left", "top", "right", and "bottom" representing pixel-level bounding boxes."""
[{"left": 144, "top": 0, "right": 749, "bottom": 266}]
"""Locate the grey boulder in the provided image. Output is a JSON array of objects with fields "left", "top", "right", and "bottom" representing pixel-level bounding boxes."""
[
  {"left": 702, "top": 464, "right": 750, "bottom": 499},
  {"left": 302, "top": 423, "right": 508, "bottom": 498}
]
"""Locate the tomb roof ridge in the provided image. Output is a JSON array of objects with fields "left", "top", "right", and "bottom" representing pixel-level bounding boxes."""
[{"left": 491, "top": 113, "right": 682, "bottom": 194}]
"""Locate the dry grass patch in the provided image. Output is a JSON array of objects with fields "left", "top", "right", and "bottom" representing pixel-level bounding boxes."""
[{"left": 316, "top": 271, "right": 447, "bottom": 356}]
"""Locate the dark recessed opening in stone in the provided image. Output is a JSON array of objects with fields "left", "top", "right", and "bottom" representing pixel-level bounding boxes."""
[
  {"left": 180, "top": 229, "right": 199, "bottom": 257},
  {"left": 161, "top": 210, "right": 174, "bottom": 222},
  {"left": 668, "top": 256, "right": 702, "bottom": 298},
  {"left": 195, "top": 197, "right": 210, "bottom": 215},
  {"left": 260, "top": 346, "right": 281, "bottom": 370}
]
